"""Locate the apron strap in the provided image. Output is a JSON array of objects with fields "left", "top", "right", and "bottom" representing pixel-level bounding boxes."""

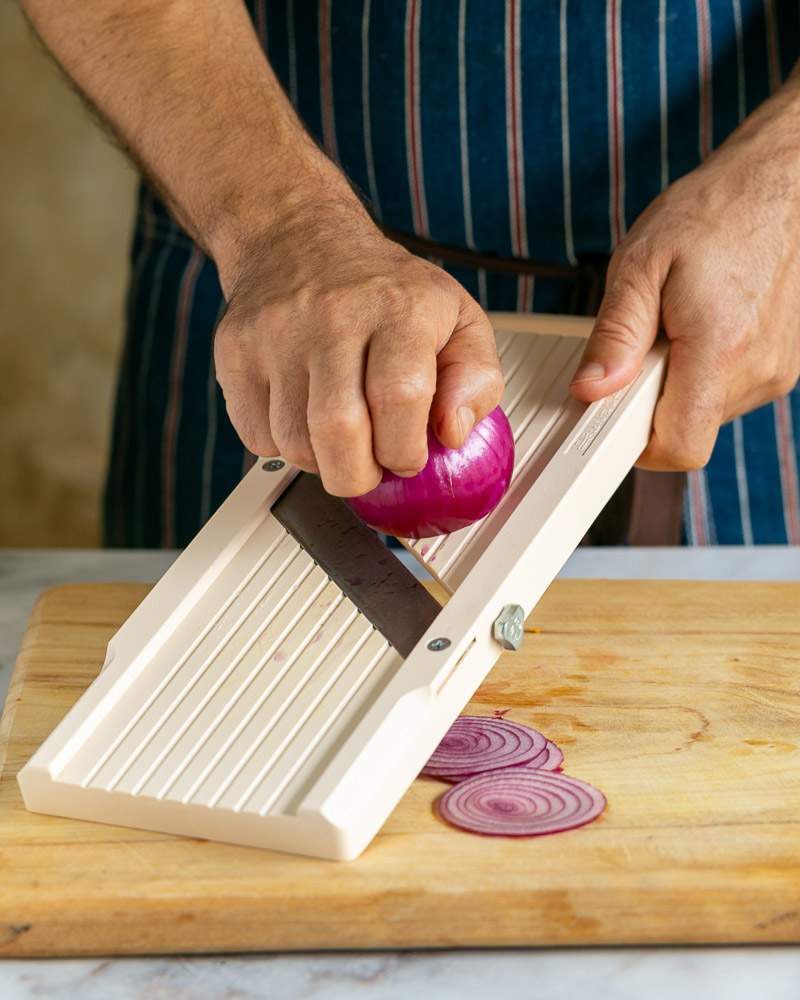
[
  {"left": 382, "top": 226, "right": 608, "bottom": 314},
  {"left": 627, "top": 470, "right": 686, "bottom": 546}
]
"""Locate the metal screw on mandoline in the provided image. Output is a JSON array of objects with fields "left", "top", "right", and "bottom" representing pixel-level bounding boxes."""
[
  {"left": 493, "top": 604, "right": 525, "bottom": 651},
  {"left": 427, "top": 637, "right": 451, "bottom": 652},
  {"left": 262, "top": 459, "right": 285, "bottom": 472}
]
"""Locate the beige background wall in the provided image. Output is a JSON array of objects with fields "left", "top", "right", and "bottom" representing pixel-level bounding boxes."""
[{"left": 1, "top": 3, "right": 137, "bottom": 547}]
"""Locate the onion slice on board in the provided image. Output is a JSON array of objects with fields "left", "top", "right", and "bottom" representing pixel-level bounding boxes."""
[
  {"left": 422, "top": 716, "right": 547, "bottom": 780},
  {"left": 437, "top": 738, "right": 565, "bottom": 782},
  {"left": 532, "top": 739, "right": 564, "bottom": 772},
  {"left": 436, "top": 770, "right": 606, "bottom": 837}
]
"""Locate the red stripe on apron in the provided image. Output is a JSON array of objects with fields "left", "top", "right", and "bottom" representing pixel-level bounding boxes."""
[
  {"left": 775, "top": 399, "right": 800, "bottom": 543},
  {"left": 763, "top": 0, "right": 782, "bottom": 93},
  {"left": 162, "top": 246, "right": 204, "bottom": 547},
  {"left": 319, "top": 0, "right": 339, "bottom": 162},
  {"left": 688, "top": 470, "right": 710, "bottom": 545},
  {"left": 507, "top": 0, "right": 524, "bottom": 258},
  {"left": 607, "top": 0, "right": 625, "bottom": 245},
  {"left": 405, "top": 0, "right": 428, "bottom": 236},
  {"left": 696, "top": 0, "right": 712, "bottom": 158},
  {"left": 255, "top": 1, "right": 267, "bottom": 47}
]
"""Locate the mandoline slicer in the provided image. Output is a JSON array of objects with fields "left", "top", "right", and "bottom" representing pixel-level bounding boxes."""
[{"left": 18, "top": 313, "right": 667, "bottom": 860}]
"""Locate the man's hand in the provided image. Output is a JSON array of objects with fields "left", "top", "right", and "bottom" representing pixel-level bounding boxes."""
[
  {"left": 21, "top": 0, "right": 502, "bottom": 497},
  {"left": 215, "top": 191, "right": 502, "bottom": 497},
  {"left": 570, "top": 72, "right": 800, "bottom": 471}
]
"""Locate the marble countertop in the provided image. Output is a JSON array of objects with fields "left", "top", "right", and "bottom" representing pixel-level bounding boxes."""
[{"left": 2, "top": 546, "right": 800, "bottom": 999}]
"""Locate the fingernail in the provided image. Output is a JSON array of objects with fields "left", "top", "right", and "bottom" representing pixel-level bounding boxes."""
[
  {"left": 570, "top": 361, "right": 606, "bottom": 384},
  {"left": 458, "top": 406, "right": 475, "bottom": 439}
]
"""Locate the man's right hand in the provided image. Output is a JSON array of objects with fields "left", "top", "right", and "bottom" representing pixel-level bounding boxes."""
[{"left": 213, "top": 189, "right": 503, "bottom": 497}]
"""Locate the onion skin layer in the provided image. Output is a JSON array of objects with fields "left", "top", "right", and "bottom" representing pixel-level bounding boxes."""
[{"left": 347, "top": 406, "right": 514, "bottom": 539}]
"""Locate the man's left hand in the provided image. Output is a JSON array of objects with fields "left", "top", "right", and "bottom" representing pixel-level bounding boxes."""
[{"left": 570, "top": 72, "right": 800, "bottom": 470}]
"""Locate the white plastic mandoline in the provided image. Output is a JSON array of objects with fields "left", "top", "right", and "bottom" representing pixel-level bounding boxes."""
[{"left": 19, "top": 313, "right": 667, "bottom": 860}]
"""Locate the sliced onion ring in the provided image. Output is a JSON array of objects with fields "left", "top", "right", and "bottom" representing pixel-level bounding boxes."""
[
  {"left": 436, "top": 770, "right": 606, "bottom": 837},
  {"left": 422, "top": 716, "right": 547, "bottom": 780},
  {"left": 439, "top": 738, "right": 565, "bottom": 782},
  {"left": 532, "top": 739, "right": 564, "bottom": 772}
]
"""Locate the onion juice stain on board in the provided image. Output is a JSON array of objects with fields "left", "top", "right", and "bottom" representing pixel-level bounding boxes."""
[{"left": 735, "top": 739, "right": 798, "bottom": 755}]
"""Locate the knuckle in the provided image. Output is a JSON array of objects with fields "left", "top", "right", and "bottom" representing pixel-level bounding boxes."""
[
  {"left": 231, "top": 418, "right": 273, "bottom": 459},
  {"left": 767, "top": 365, "right": 798, "bottom": 398},
  {"left": 275, "top": 429, "right": 316, "bottom": 470},
  {"left": 756, "top": 358, "right": 781, "bottom": 391},
  {"left": 314, "top": 289, "right": 347, "bottom": 327},
  {"left": 418, "top": 263, "right": 447, "bottom": 291},
  {"left": 309, "top": 405, "right": 365, "bottom": 442},
  {"left": 775, "top": 374, "right": 798, "bottom": 398},
  {"left": 236, "top": 430, "right": 265, "bottom": 456},
  {"left": 678, "top": 449, "right": 712, "bottom": 472},
  {"left": 784, "top": 369, "right": 799, "bottom": 393},
  {"left": 375, "top": 279, "right": 409, "bottom": 314},
  {"left": 260, "top": 299, "right": 294, "bottom": 330},
  {"left": 657, "top": 432, "right": 713, "bottom": 471},
  {"left": 213, "top": 323, "right": 245, "bottom": 372},
  {"left": 367, "top": 375, "right": 431, "bottom": 410},
  {"left": 482, "top": 363, "right": 506, "bottom": 403},
  {"left": 282, "top": 446, "right": 318, "bottom": 471},
  {"left": 715, "top": 326, "right": 748, "bottom": 365},
  {"left": 248, "top": 440, "right": 276, "bottom": 460},
  {"left": 740, "top": 351, "right": 786, "bottom": 398}
]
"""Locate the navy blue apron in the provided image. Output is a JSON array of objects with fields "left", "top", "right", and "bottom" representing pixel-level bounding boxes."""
[{"left": 104, "top": 0, "right": 800, "bottom": 548}]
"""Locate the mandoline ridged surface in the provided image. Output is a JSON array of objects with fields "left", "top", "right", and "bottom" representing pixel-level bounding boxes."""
[
  {"left": 42, "top": 329, "right": 585, "bottom": 827},
  {"left": 55, "top": 515, "right": 402, "bottom": 817},
  {"left": 406, "top": 331, "right": 587, "bottom": 590}
]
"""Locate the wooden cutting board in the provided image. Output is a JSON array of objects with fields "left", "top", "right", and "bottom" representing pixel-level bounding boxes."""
[{"left": 1, "top": 579, "right": 800, "bottom": 956}]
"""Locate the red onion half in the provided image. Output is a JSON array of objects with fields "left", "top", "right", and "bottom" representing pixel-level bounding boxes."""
[
  {"left": 437, "top": 770, "right": 606, "bottom": 837},
  {"left": 347, "top": 406, "right": 514, "bottom": 539},
  {"left": 422, "top": 716, "right": 547, "bottom": 780}
]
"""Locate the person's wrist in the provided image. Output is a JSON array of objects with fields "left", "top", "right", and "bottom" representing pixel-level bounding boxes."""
[
  {"left": 208, "top": 150, "right": 374, "bottom": 298},
  {"left": 715, "top": 68, "right": 800, "bottom": 177}
]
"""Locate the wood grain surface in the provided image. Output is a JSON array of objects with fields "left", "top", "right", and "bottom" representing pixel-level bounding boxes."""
[{"left": 1, "top": 580, "right": 799, "bottom": 956}]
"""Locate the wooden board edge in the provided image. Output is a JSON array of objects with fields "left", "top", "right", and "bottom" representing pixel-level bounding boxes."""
[
  {"left": 0, "top": 583, "right": 113, "bottom": 784},
  {"left": 0, "top": 650, "right": 37, "bottom": 785},
  {"left": 3, "top": 890, "right": 800, "bottom": 956}
]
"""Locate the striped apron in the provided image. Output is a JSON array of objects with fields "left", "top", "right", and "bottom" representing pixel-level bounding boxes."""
[{"left": 104, "top": 0, "right": 800, "bottom": 549}]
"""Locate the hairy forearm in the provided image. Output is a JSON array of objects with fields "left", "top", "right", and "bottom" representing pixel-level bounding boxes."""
[{"left": 21, "top": 0, "right": 362, "bottom": 287}]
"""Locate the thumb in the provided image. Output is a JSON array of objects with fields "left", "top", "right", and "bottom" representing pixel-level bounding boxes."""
[
  {"left": 430, "top": 304, "right": 504, "bottom": 450},
  {"left": 570, "top": 243, "right": 669, "bottom": 402}
]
